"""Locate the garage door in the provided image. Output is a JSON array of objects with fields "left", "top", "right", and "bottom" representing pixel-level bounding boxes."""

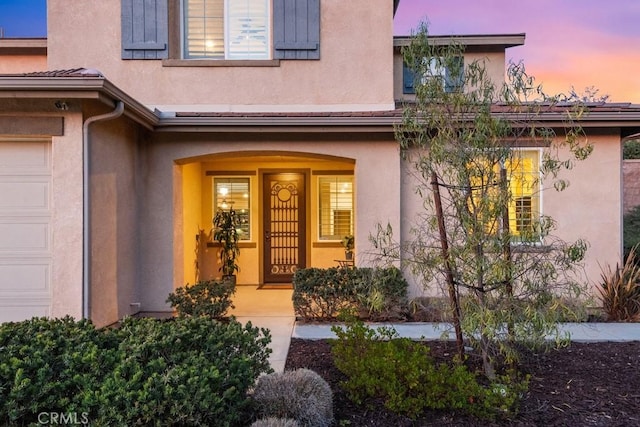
[{"left": 0, "top": 140, "right": 52, "bottom": 322}]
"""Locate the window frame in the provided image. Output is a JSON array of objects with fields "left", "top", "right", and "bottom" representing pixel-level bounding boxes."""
[
  {"left": 180, "top": 0, "right": 271, "bottom": 61},
  {"left": 507, "top": 149, "right": 542, "bottom": 244},
  {"left": 212, "top": 176, "right": 252, "bottom": 241},
  {"left": 317, "top": 174, "right": 355, "bottom": 241}
]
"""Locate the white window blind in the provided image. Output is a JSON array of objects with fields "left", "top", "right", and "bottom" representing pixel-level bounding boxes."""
[
  {"left": 319, "top": 176, "right": 354, "bottom": 240},
  {"left": 184, "top": 0, "right": 269, "bottom": 59}
]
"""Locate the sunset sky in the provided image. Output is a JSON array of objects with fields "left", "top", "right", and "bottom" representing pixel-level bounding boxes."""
[
  {"left": 395, "top": 0, "right": 640, "bottom": 103},
  {"left": 1, "top": 0, "right": 638, "bottom": 103}
]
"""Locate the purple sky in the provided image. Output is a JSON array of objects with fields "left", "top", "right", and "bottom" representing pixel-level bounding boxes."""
[
  {"left": 1, "top": 0, "right": 638, "bottom": 102},
  {"left": 395, "top": 0, "right": 640, "bottom": 102}
]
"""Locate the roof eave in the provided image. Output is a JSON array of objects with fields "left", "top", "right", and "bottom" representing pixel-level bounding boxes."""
[{"left": 393, "top": 34, "right": 526, "bottom": 50}]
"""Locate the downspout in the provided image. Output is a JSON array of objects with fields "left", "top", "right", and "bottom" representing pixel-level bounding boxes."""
[{"left": 82, "top": 101, "right": 125, "bottom": 319}]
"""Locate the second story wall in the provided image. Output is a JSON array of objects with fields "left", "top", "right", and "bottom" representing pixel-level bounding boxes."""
[
  {"left": 393, "top": 34, "right": 524, "bottom": 103},
  {"left": 47, "top": 0, "right": 395, "bottom": 111},
  {"left": 0, "top": 39, "right": 47, "bottom": 74}
]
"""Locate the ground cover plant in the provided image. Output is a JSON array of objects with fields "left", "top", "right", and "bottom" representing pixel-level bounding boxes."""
[{"left": 287, "top": 338, "right": 640, "bottom": 426}]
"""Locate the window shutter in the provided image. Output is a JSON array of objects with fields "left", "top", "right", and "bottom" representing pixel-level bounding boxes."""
[
  {"left": 273, "top": 0, "right": 320, "bottom": 60},
  {"left": 121, "top": 0, "right": 169, "bottom": 59},
  {"left": 403, "top": 62, "right": 416, "bottom": 94}
]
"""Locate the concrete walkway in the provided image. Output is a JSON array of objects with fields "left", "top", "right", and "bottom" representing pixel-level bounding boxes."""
[
  {"left": 230, "top": 286, "right": 295, "bottom": 373},
  {"left": 231, "top": 287, "right": 640, "bottom": 373},
  {"left": 294, "top": 321, "right": 640, "bottom": 342}
]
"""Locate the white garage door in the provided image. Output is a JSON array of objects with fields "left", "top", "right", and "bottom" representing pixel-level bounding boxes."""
[{"left": 0, "top": 140, "right": 52, "bottom": 322}]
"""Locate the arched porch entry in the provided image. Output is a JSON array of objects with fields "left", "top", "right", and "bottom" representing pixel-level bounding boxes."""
[{"left": 177, "top": 151, "right": 355, "bottom": 287}]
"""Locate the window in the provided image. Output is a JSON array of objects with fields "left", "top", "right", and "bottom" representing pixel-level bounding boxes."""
[
  {"left": 183, "top": 0, "right": 269, "bottom": 59},
  {"left": 318, "top": 176, "right": 354, "bottom": 240},
  {"left": 213, "top": 178, "right": 251, "bottom": 239},
  {"left": 507, "top": 150, "right": 540, "bottom": 241},
  {"left": 403, "top": 56, "right": 464, "bottom": 94},
  {"left": 121, "top": 0, "right": 321, "bottom": 61}
]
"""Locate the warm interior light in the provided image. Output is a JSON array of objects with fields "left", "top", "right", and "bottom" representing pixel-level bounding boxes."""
[{"left": 219, "top": 187, "right": 228, "bottom": 196}]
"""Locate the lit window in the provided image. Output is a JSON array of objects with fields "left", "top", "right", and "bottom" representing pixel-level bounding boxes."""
[
  {"left": 214, "top": 177, "right": 250, "bottom": 239},
  {"left": 507, "top": 150, "right": 540, "bottom": 241},
  {"left": 183, "top": 0, "right": 269, "bottom": 60},
  {"left": 319, "top": 176, "right": 354, "bottom": 240}
]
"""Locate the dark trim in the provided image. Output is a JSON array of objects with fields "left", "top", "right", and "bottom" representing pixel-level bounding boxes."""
[
  {"left": 312, "top": 241, "right": 342, "bottom": 248},
  {"left": 207, "top": 241, "right": 257, "bottom": 249},
  {"left": 163, "top": 59, "right": 281, "bottom": 67},
  {"left": 206, "top": 171, "right": 257, "bottom": 176},
  {"left": 311, "top": 170, "right": 354, "bottom": 175},
  {"left": 0, "top": 116, "right": 63, "bottom": 136}
]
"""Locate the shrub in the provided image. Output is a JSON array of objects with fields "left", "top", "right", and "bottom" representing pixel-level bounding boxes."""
[
  {"left": 0, "top": 317, "right": 119, "bottom": 425},
  {"left": 599, "top": 248, "right": 640, "bottom": 321},
  {"left": 0, "top": 316, "right": 273, "bottom": 426},
  {"left": 167, "top": 279, "right": 235, "bottom": 318},
  {"left": 624, "top": 206, "right": 640, "bottom": 262},
  {"left": 623, "top": 139, "right": 640, "bottom": 159},
  {"left": 98, "top": 317, "right": 273, "bottom": 426},
  {"left": 252, "top": 369, "right": 333, "bottom": 427},
  {"left": 292, "top": 267, "right": 408, "bottom": 321},
  {"left": 330, "top": 319, "right": 526, "bottom": 420},
  {"left": 251, "top": 418, "right": 301, "bottom": 427}
]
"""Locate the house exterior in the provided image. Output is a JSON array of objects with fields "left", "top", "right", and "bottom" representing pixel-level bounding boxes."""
[{"left": 0, "top": 0, "right": 639, "bottom": 327}]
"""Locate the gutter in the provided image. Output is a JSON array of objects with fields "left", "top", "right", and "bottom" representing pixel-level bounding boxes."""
[{"left": 82, "top": 101, "right": 125, "bottom": 320}]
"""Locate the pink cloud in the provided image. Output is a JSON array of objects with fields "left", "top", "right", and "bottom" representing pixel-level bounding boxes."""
[{"left": 394, "top": 0, "right": 640, "bottom": 102}]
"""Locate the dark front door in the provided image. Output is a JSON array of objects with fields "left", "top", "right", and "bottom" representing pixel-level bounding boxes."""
[{"left": 263, "top": 173, "right": 306, "bottom": 283}]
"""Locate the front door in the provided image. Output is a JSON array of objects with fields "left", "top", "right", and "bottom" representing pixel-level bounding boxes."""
[{"left": 263, "top": 173, "right": 306, "bottom": 283}]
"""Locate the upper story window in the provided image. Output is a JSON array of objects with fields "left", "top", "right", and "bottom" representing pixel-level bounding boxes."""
[
  {"left": 121, "top": 0, "right": 321, "bottom": 61},
  {"left": 183, "top": 0, "right": 270, "bottom": 60},
  {"left": 403, "top": 56, "right": 464, "bottom": 94}
]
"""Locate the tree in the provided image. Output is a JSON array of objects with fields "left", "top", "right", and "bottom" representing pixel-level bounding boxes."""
[{"left": 372, "top": 24, "right": 592, "bottom": 379}]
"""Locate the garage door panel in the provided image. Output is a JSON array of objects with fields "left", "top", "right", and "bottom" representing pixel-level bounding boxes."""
[
  {"left": 0, "top": 141, "right": 50, "bottom": 175},
  {"left": 0, "top": 140, "right": 52, "bottom": 323},
  {"left": 0, "top": 179, "right": 50, "bottom": 213},
  {"left": 0, "top": 260, "right": 50, "bottom": 294},
  {"left": 0, "top": 300, "right": 50, "bottom": 321},
  {"left": 0, "top": 221, "right": 50, "bottom": 252}
]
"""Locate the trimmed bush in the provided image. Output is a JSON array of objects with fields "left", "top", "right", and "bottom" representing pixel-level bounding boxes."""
[
  {"left": 98, "top": 317, "right": 273, "bottom": 426},
  {"left": 167, "top": 279, "right": 235, "bottom": 318},
  {"left": 330, "top": 319, "right": 526, "bottom": 420},
  {"left": 292, "top": 266, "right": 408, "bottom": 321},
  {"left": 252, "top": 369, "right": 333, "bottom": 427},
  {"left": 251, "top": 418, "right": 301, "bottom": 427},
  {"left": 624, "top": 139, "right": 640, "bottom": 159},
  {"left": 0, "top": 316, "right": 273, "bottom": 426},
  {"left": 0, "top": 317, "right": 119, "bottom": 426}
]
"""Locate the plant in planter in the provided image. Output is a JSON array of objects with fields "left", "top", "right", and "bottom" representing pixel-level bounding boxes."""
[
  {"left": 213, "top": 208, "right": 241, "bottom": 284},
  {"left": 341, "top": 235, "right": 354, "bottom": 260}
]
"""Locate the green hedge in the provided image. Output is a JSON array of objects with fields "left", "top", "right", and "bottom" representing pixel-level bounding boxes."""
[
  {"left": 0, "top": 316, "right": 272, "bottom": 427},
  {"left": 292, "top": 267, "right": 408, "bottom": 321}
]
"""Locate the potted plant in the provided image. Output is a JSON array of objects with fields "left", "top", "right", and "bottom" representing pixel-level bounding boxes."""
[
  {"left": 213, "top": 208, "right": 240, "bottom": 285},
  {"left": 341, "top": 234, "right": 355, "bottom": 260}
]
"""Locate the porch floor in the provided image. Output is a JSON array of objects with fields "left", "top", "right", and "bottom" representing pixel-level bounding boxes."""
[{"left": 230, "top": 285, "right": 295, "bottom": 373}]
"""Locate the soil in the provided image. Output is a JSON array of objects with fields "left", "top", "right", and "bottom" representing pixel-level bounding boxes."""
[{"left": 285, "top": 338, "right": 640, "bottom": 426}]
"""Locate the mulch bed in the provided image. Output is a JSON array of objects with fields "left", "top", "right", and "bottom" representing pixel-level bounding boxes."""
[{"left": 285, "top": 338, "right": 640, "bottom": 426}]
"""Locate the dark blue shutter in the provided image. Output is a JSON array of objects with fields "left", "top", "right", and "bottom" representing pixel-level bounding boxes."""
[
  {"left": 273, "top": 0, "right": 320, "bottom": 60},
  {"left": 121, "top": 0, "right": 168, "bottom": 60},
  {"left": 444, "top": 56, "right": 464, "bottom": 93},
  {"left": 403, "top": 62, "right": 416, "bottom": 94}
]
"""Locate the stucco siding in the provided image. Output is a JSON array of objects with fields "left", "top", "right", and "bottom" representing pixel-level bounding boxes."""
[
  {"left": 47, "top": 0, "right": 395, "bottom": 110},
  {"left": 139, "top": 135, "right": 400, "bottom": 312},
  {"left": 89, "top": 114, "right": 141, "bottom": 327},
  {"left": 399, "top": 132, "right": 622, "bottom": 300}
]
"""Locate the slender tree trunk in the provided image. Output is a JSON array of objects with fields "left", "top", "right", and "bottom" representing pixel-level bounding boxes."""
[
  {"left": 431, "top": 172, "right": 465, "bottom": 360},
  {"left": 500, "top": 165, "right": 515, "bottom": 340}
]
